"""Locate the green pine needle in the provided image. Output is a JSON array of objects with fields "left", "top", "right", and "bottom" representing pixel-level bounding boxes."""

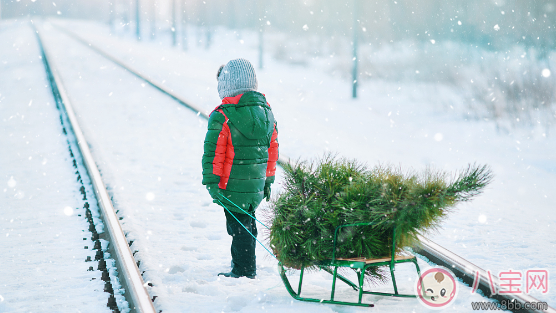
[{"left": 267, "top": 154, "right": 493, "bottom": 284}]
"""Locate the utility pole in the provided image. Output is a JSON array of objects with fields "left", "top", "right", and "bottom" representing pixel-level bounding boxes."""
[
  {"left": 135, "top": 0, "right": 141, "bottom": 40},
  {"left": 150, "top": 0, "right": 156, "bottom": 40},
  {"left": 123, "top": 0, "right": 130, "bottom": 32},
  {"left": 351, "top": 0, "right": 359, "bottom": 98},
  {"left": 181, "top": 0, "right": 187, "bottom": 50},
  {"left": 229, "top": 0, "right": 235, "bottom": 29},
  {"left": 171, "top": 0, "right": 177, "bottom": 46},
  {"left": 109, "top": 0, "right": 115, "bottom": 32},
  {"left": 258, "top": 28, "right": 263, "bottom": 70},
  {"left": 204, "top": 1, "right": 211, "bottom": 49},
  {"left": 257, "top": 0, "right": 264, "bottom": 69}
]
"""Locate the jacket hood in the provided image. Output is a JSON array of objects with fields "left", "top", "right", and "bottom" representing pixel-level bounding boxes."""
[{"left": 220, "top": 91, "right": 274, "bottom": 140}]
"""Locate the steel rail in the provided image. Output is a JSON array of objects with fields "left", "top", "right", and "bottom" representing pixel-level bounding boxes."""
[
  {"left": 49, "top": 22, "right": 291, "bottom": 166},
  {"left": 48, "top": 22, "right": 553, "bottom": 312},
  {"left": 34, "top": 23, "right": 156, "bottom": 313},
  {"left": 414, "top": 236, "right": 555, "bottom": 313},
  {"left": 51, "top": 24, "right": 206, "bottom": 117}
]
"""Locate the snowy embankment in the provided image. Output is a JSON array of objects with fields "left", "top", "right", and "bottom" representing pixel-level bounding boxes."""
[
  {"left": 35, "top": 18, "right": 556, "bottom": 312},
  {"left": 0, "top": 22, "right": 112, "bottom": 313}
]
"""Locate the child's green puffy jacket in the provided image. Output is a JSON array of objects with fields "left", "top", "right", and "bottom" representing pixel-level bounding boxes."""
[{"left": 202, "top": 91, "right": 279, "bottom": 213}]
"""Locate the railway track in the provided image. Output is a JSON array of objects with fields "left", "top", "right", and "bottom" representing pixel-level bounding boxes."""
[
  {"left": 34, "top": 22, "right": 156, "bottom": 313},
  {"left": 34, "top": 20, "right": 554, "bottom": 313}
]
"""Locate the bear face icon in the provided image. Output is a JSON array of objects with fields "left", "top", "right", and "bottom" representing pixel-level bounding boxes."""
[{"left": 416, "top": 267, "right": 458, "bottom": 308}]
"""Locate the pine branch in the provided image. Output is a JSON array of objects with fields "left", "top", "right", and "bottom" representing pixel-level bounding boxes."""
[
  {"left": 268, "top": 155, "right": 493, "bottom": 284},
  {"left": 448, "top": 163, "right": 494, "bottom": 202}
]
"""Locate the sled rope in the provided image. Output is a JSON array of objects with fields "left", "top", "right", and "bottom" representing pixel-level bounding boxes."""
[
  {"left": 218, "top": 194, "right": 271, "bottom": 230},
  {"left": 217, "top": 198, "right": 278, "bottom": 261}
]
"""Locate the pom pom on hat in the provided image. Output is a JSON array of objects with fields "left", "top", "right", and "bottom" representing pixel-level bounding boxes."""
[{"left": 216, "top": 65, "right": 224, "bottom": 80}]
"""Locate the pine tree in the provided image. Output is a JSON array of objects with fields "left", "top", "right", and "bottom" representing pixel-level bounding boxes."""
[{"left": 267, "top": 154, "right": 493, "bottom": 282}]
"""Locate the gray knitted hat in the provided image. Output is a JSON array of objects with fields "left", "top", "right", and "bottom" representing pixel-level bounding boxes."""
[{"left": 217, "top": 58, "right": 258, "bottom": 100}]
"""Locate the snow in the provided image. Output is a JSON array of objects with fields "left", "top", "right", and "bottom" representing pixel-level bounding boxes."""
[
  {"left": 1, "top": 17, "right": 555, "bottom": 312},
  {"left": 0, "top": 22, "right": 112, "bottom": 313}
]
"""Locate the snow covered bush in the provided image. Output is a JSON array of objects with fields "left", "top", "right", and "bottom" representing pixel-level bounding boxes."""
[
  {"left": 460, "top": 48, "right": 556, "bottom": 132},
  {"left": 266, "top": 31, "right": 556, "bottom": 131}
]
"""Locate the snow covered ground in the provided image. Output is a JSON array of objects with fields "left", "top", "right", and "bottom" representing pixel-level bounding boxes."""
[
  {"left": 2, "top": 18, "right": 554, "bottom": 312},
  {"left": 0, "top": 22, "right": 112, "bottom": 313}
]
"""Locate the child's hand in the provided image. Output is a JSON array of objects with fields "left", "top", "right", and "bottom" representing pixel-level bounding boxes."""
[
  {"left": 207, "top": 184, "right": 221, "bottom": 201},
  {"left": 264, "top": 184, "right": 271, "bottom": 201}
]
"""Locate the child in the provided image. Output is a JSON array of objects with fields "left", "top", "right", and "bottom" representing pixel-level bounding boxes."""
[{"left": 202, "top": 58, "right": 279, "bottom": 279}]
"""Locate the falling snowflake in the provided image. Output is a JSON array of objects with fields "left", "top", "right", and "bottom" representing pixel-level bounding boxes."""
[
  {"left": 434, "top": 133, "right": 443, "bottom": 142},
  {"left": 64, "top": 206, "right": 74, "bottom": 216}
]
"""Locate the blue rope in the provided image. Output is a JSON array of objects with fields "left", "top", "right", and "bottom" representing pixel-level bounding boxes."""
[
  {"left": 217, "top": 199, "right": 278, "bottom": 261},
  {"left": 218, "top": 195, "right": 271, "bottom": 230}
]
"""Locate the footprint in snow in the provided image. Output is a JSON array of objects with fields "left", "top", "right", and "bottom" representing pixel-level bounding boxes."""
[
  {"left": 181, "top": 246, "right": 197, "bottom": 251},
  {"left": 206, "top": 234, "right": 221, "bottom": 240},
  {"left": 190, "top": 221, "right": 207, "bottom": 228},
  {"left": 196, "top": 254, "right": 212, "bottom": 260},
  {"left": 182, "top": 285, "right": 198, "bottom": 294},
  {"left": 168, "top": 265, "right": 185, "bottom": 274},
  {"left": 226, "top": 295, "right": 248, "bottom": 312}
]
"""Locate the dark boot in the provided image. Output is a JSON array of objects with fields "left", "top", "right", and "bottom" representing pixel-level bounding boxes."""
[
  {"left": 223, "top": 208, "right": 257, "bottom": 278},
  {"left": 217, "top": 271, "right": 255, "bottom": 279}
]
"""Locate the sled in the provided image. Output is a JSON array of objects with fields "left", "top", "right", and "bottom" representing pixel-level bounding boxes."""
[{"left": 278, "top": 222, "right": 422, "bottom": 307}]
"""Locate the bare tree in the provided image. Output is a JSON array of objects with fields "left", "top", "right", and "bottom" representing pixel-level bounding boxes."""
[
  {"left": 204, "top": 1, "right": 211, "bottom": 49},
  {"left": 257, "top": 0, "right": 264, "bottom": 69},
  {"left": 109, "top": 0, "right": 115, "bottom": 32},
  {"left": 352, "top": 0, "right": 359, "bottom": 98},
  {"left": 181, "top": 0, "right": 187, "bottom": 50},
  {"left": 150, "top": 0, "right": 156, "bottom": 40},
  {"left": 135, "top": 0, "right": 141, "bottom": 40},
  {"left": 172, "top": 0, "right": 177, "bottom": 46}
]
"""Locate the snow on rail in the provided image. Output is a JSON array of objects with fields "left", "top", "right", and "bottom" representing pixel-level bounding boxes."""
[
  {"left": 49, "top": 22, "right": 292, "bottom": 167},
  {"left": 415, "top": 236, "right": 555, "bottom": 313},
  {"left": 34, "top": 22, "right": 156, "bottom": 313}
]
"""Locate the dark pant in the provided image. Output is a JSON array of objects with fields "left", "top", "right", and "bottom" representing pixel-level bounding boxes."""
[{"left": 224, "top": 208, "right": 257, "bottom": 276}]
